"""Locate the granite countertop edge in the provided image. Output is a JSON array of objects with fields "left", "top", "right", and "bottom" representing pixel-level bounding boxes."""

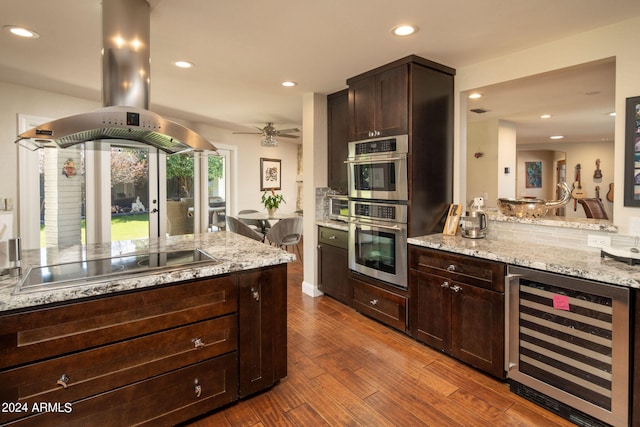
[
  {"left": 0, "top": 232, "right": 295, "bottom": 313},
  {"left": 408, "top": 234, "right": 640, "bottom": 289}
]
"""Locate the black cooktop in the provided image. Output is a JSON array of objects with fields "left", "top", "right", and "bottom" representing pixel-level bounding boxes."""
[{"left": 15, "top": 249, "right": 215, "bottom": 294}]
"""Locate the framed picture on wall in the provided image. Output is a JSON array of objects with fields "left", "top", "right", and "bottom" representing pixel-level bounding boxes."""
[
  {"left": 260, "top": 158, "right": 281, "bottom": 190},
  {"left": 624, "top": 95, "right": 640, "bottom": 207},
  {"left": 525, "top": 161, "right": 542, "bottom": 188}
]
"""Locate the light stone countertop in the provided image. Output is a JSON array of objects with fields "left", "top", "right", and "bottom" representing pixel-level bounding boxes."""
[
  {"left": 0, "top": 232, "right": 295, "bottom": 313},
  {"left": 408, "top": 234, "right": 640, "bottom": 289},
  {"left": 316, "top": 219, "right": 350, "bottom": 232}
]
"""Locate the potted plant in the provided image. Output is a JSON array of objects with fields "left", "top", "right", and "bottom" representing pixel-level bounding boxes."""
[{"left": 261, "top": 190, "right": 286, "bottom": 218}]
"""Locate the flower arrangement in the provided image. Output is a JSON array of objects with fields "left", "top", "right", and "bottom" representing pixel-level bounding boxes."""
[{"left": 261, "top": 190, "right": 286, "bottom": 210}]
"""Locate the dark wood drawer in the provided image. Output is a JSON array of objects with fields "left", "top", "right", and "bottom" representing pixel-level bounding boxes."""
[
  {"left": 352, "top": 276, "right": 407, "bottom": 331},
  {"left": 410, "top": 246, "right": 505, "bottom": 291},
  {"left": 6, "top": 353, "right": 238, "bottom": 427},
  {"left": 318, "top": 226, "right": 348, "bottom": 249},
  {"left": 0, "top": 314, "right": 237, "bottom": 422},
  {"left": 0, "top": 275, "right": 238, "bottom": 369}
]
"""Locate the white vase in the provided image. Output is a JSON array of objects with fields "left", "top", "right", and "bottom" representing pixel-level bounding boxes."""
[{"left": 267, "top": 207, "right": 277, "bottom": 218}]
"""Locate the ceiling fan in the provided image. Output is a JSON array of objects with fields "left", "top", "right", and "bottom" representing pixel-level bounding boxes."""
[{"left": 233, "top": 122, "right": 300, "bottom": 147}]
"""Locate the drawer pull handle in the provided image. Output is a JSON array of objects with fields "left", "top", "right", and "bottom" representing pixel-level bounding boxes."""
[
  {"left": 451, "top": 285, "right": 462, "bottom": 293},
  {"left": 252, "top": 290, "right": 260, "bottom": 301},
  {"left": 57, "top": 374, "right": 69, "bottom": 389},
  {"left": 329, "top": 235, "right": 337, "bottom": 239},
  {"left": 194, "top": 379, "right": 202, "bottom": 398},
  {"left": 192, "top": 338, "right": 205, "bottom": 349},
  {"left": 447, "top": 264, "right": 456, "bottom": 272},
  {"left": 441, "top": 281, "right": 450, "bottom": 288},
  {"left": 370, "top": 299, "right": 379, "bottom": 306}
]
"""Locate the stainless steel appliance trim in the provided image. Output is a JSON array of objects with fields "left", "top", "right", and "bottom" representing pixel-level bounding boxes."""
[
  {"left": 345, "top": 155, "right": 408, "bottom": 164},
  {"left": 507, "top": 266, "right": 629, "bottom": 426},
  {"left": 350, "top": 218, "right": 403, "bottom": 231}
]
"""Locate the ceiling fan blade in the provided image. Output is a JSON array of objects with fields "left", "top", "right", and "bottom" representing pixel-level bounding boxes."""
[
  {"left": 278, "top": 133, "right": 300, "bottom": 139},
  {"left": 232, "top": 132, "right": 263, "bottom": 135},
  {"left": 276, "top": 128, "right": 300, "bottom": 134}
]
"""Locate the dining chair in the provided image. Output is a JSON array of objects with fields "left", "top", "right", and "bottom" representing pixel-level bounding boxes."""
[
  {"left": 265, "top": 216, "right": 303, "bottom": 261},
  {"left": 226, "top": 216, "right": 265, "bottom": 242}
]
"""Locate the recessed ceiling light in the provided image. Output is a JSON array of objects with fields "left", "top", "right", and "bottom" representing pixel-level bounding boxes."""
[
  {"left": 4, "top": 25, "right": 39, "bottom": 38},
  {"left": 173, "top": 61, "right": 194, "bottom": 69},
  {"left": 540, "top": 114, "right": 552, "bottom": 119},
  {"left": 391, "top": 25, "right": 418, "bottom": 37},
  {"left": 550, "top": 135, "right": 564, "bottom": 140},
  {"left": 468, "top": 93, "right": 482, "bottom": 99},
  {"left": 281, "top": 81, "right": 297, "bottom": 87}
]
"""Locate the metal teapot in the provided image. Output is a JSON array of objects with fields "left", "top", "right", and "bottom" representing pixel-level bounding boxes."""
[{"left": 497, "top": 182, "right": 572, "bottom": 218}]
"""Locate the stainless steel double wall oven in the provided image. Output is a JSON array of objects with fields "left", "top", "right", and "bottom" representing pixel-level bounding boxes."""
[{"left": 346, "top": 135, "right": 409, "bottom": 289}]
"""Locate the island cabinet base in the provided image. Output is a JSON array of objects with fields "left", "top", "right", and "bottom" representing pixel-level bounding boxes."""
[{"left": 0, "top": 264, "right": 287, "bottom": 426}]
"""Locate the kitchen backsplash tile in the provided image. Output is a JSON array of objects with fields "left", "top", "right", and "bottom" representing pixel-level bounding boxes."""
[{"left": 487, "top": 218, "right": 637, "bottom": 251}]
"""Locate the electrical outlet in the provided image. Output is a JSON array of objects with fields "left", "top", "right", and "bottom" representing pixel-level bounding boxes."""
[{"left": 587, "top": 234, "right": 611, "bottom": 248}]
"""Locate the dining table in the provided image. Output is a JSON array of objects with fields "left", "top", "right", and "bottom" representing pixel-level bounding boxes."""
[{"left": 237, "top": 211, "right": 302, "bottom": 234}]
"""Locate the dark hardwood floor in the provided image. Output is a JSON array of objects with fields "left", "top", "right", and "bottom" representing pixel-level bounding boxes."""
[{"left": 186, "top": 257, "right": 574, "bottom": 427}]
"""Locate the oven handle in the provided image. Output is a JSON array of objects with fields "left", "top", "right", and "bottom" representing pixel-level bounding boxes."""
[
  {"left": 351, "top": 219, "right": 403, "bottom": 231},
  {"left": 344, "top": 155, "right": 407, "bottom": 164}
]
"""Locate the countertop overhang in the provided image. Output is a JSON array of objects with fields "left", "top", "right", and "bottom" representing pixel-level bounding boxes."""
[
  {"left": 409, "top": 234, "right": 640, "bottom": 289},
  {"left": 0, "top": 232, "right": 295, "bottom": 313}
]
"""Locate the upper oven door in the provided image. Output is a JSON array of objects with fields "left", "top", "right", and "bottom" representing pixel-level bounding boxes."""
[
  {"left": 347, "top": 156, "right": 408, "bottom": 200},
  {"left": 347, "top": 135, "right": 408, "bottom": 201}
]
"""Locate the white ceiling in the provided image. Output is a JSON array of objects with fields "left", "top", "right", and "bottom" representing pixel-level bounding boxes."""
[{"left": 1, "top": 0, "right": 639, "bottom": 140}]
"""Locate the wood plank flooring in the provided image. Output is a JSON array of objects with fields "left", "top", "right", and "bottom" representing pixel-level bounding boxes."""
[{"left": 186, "top": 258, "right": 575, "bottom": 427}]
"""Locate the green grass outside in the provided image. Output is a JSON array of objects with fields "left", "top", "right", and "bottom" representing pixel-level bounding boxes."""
[{"left": 40, "top": 213, "right": 150, "bottom": 247}]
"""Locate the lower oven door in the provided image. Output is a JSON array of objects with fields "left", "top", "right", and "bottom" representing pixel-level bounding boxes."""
[
  {"left": 507, "top": 266, "right": 630, "bottom": 426},
  {"left": 348, "top": 219, "right": 407, "bottom": 288}
]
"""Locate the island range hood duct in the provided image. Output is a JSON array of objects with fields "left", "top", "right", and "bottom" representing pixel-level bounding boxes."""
[{"left": 16, "top": 0, "right": 217, "bottom": 155}]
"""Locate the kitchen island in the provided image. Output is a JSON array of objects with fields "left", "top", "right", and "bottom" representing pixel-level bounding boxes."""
[{"left": 0, "top": 232, "right": 294, "bottom": 426}]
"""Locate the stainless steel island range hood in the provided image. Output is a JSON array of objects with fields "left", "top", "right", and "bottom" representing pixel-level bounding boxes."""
[{"left": 16, "top": 0, "right": 217, "bottom": 155}]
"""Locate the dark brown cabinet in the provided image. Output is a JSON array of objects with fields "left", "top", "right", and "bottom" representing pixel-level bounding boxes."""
[
  {"left": 346, "top": 55, "right": 456, "bottom": 237},
  {"left": 409, "top": 246, "right": 506, "bottom": 378},
  {"left": 238, "top": 264, "right": 287, "bottom": 398},
  {"left": 327, "top": 89, "right": 349, "bottom": 192},
  {"left": 348, "top": 64, "right": 409, "bottom": 141},
  {"left": 0, "top": 265, "right": 287, "bottom": 426},
  {"left": 351, "top": 273, "right": 408, "bottom": 332},
  {"left": 317, "top": 226, "right": 351, "bottom": 305}
]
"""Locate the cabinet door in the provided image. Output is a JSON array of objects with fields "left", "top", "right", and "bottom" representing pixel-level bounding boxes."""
[
  {"left": 450, "top": 282, "right": 505, "bottom": 378},
  {"left": 348, "top": 77, "right": 376, "bottom": 141},
  {"left": 328, "top": 90, "right": 349, "bottom": 192},
  {"left": 318, "top": 243, "right": 351, "bottom": 305},
  {"left": 374, "top": 65, "right": 408, "bottom": 137},
  {"left": 238, "top": 264, "right": 287, "bottom": 397},
  {"left": 410, "top": 270, "right": 451, "bottom": 351}
]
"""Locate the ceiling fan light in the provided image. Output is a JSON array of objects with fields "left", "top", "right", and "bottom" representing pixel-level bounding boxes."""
[{"left": 261, "top": 135, "right": 278, "bottom": 147}]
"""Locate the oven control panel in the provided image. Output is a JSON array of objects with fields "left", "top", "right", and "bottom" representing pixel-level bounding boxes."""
[
  {"left": 351, "top": 201, "right": 407, "bottom": 223},
  {"left": 348, "top": 134, "right": 408, "bottom": 158}
]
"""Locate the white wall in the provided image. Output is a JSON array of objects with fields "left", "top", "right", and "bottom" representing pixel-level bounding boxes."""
[
  {"left": 191, "top": 122, "right": 300, "bottom": 216},
  {"left": 455, "top": 16, "right": 640, "bottom": 235}
]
